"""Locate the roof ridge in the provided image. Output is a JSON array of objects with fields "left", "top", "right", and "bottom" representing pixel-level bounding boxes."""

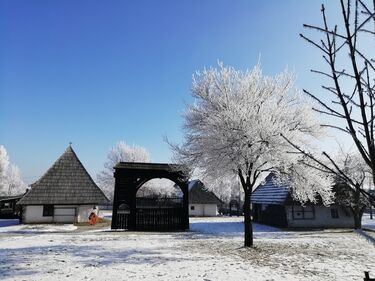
[
  {"left": 30, "top": 145, "right": 74, "bottom": 188},
  {"left": 65, "top": 145, "right": 97, "bottom": 187}
]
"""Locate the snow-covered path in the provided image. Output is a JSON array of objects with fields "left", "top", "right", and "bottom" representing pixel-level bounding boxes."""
[{"left": 0, "top": 217, "right": 374, "bottom": 281}]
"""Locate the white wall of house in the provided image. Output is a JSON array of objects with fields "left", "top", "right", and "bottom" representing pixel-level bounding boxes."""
[
  {"left": 22, "top": 205, "right": 98, "bottom": 223},
  {"left": 23, "top": 205, "right": 53, "bottom": 223},
  {"left": 189, "top": 204, "right": 218, "bottom": 217},
  {"left": 286, "top": 205, "right": 354, "bottom": 228},
  {"left": 54, "top": 205, "right": 77, "bottom": 223}
]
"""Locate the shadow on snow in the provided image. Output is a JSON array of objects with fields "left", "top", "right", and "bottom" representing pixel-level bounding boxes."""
[
  {"left": 0, "top": 243, "right": 192, "bottom": 279},
  {"left": 189, "top": 220, "right": 287, "bottom": 238}
]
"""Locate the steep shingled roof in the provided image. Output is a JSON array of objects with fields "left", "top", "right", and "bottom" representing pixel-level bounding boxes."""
[
  {"left": 189, "top": 180, "right": 222, "bottom": 205},
  {"left": 17, "top": 146, "right": 109, "bottom": 205},
  {"left": 251, "top": 173, "right": 292, "bottom": 205}
]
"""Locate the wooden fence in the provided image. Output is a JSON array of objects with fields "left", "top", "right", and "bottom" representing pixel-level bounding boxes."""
[
  {"left": 136, "top": 197, "right": 183, "bottom": 208},
  {"left": 116, "top": 212, "right": 129, "bottom": 229},
  {"left": 135, "top": 207, "right": 184, "bottom": 231},
  {"left": 116, "top": 207, "right": 184, "bottom": 231}
]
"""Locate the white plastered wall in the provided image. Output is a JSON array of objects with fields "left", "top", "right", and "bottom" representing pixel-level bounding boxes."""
[
  {"left": 22, "top": 205, "right": 98, "bottom": 223},
  {"left": 286, "top": 205, "right": 354, "bottom": 228},
  {"left": 189, "top": 204, "right": 218, "bottom": 217},
  {"left": 23, "top": 205, "right": 53, "bottom": 223}
]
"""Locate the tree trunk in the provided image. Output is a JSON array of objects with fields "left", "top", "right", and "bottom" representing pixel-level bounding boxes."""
[
  {"left": 243, "top": 189, "right": 253, "bottom": 247},
  {"left": 353, "top": 207, "right": 362, "bottom": 229},
  {"left": 238, "top": 166, "right": 257, "bottom": 247},
  {"left": 352, "top": 187, "right": 363, "bottom": 229}
]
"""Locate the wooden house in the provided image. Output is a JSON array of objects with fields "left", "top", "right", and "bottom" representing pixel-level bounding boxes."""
[
  {"left": 17, "top": 146, "right": 109, "bottom": 223},
  {"left": 251, "top": 173, "right": 354, "bottom": 228},
  {"left": 188, "top": 180, "right": 222, "bottom": 217},
  {"left": 0, "top": 194, "right": 24, "bottom": 219}
]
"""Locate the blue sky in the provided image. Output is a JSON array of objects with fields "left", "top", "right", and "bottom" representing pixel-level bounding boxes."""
[{"left": 0, "top": 1, "right": 341, "bottom": 183}]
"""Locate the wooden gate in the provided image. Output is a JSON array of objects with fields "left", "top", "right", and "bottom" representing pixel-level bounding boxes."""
[
  {"left": 116, "top": 213, "right": 130, "bottom": 229},
  {"left": 115, "top": 198, "right": 184, "bottom": 231},
  {"left": 135, "top": 207, "right": 184, "bottom": 231},
  {"left": 111, "top": 162, "right": 189, "bottom": 231}
]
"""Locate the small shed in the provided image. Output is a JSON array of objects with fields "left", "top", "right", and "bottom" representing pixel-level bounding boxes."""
[
  {"left": 188, "top": 180, "right": 222, "bottom": 217},
  {"left": 251, "top": 173, "right": 354, "bottom": 228},
  {"left": 0, "top": 194, "right": 24, "bottom": 219},
  {"left": 17, "top": 145, "right": 109, "bottom": 223}
]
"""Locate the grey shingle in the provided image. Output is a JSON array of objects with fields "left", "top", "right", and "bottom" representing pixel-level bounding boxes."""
[
  {"left": 189, "top": 180, "right": 222, "bottom": 204},
  {"left": 17, "top": 146, "right": 109, "bottom": 205},
  {"left": 251, "top": 173, "right": 291, "bottom": 205}
]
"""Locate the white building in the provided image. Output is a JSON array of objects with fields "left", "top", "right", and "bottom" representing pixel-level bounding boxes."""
[
  {"left": 17, "top": 145, "right": 109, "bottom": 223},
  {"left": 251, "top": 173, "right": 354, "bottom": 228},
  {"left": 188, "top": 180, "right": 222, "bottom": 217}
]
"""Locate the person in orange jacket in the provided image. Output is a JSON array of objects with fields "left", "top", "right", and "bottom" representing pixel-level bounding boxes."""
[{"left": 88, "top": 206, "right": 98, "bottom": 225}]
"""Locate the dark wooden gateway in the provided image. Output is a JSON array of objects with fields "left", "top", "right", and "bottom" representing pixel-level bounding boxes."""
[{"left": 111, "top": 162, "right": 189, "bottom": 231}]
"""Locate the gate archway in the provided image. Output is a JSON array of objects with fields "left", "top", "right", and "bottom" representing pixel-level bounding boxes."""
[{"left": 111, "top": 162, "right": 189, "bottom": 231}]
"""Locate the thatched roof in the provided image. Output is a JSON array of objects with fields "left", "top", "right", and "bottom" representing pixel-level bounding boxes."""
[
  {"left": 188, "top": 180, "right": 222, "bottom": 205},
  {"left": 17, "top": 146, "right": 109, "bottom": 205}
]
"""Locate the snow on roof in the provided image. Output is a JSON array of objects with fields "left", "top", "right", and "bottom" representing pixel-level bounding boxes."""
[
  {"left": 251, "top": 173, "right": 291, "bottom": 205},
  {"left": 188, "top": 180, "right": 222, "bottom": 205},
  {"left": 188, "top": 179, "right": 199, "bottom": 191}
]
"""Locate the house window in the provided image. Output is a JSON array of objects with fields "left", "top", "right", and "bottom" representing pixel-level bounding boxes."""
[
  {"left": 43, "top": 205, "right": 54, "bottom": 217},
  {"left": 292, "top": 205, "right": 315, "bottom": 220},
  {"left": 190, "top": 205, "right": 195, "bottom": 211},
  {"left": 331, "top": 208, "right": 339, "bottom": 219}
]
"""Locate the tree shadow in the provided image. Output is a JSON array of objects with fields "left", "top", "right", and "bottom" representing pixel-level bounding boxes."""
[
  {"left": 0, "top": 242, "right": 192, "bottom": 279},
  {"left": 190, "top": 220, "right": 282, "bottom": 234}
]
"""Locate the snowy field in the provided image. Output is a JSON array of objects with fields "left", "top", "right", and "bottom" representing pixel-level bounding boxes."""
[
  {"left": 363, "top": 213, "right": 375, "bottom": 230},
  {"left": 0, "top": 217, "right": 374, "bottom": 281}
]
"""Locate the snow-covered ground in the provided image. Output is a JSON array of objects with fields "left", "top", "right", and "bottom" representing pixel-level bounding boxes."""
[
  {"left": 0, "top": 219, "right": 19, "bottom": 228},
  {"left": 0, "top": 223, "right": 77, "bottom": 234},
  {"left": 0, "top": 217, "right": 374, "bottom": 281},
  {"left": 362, "top": 212, "right": 375, "bottom": 230}
]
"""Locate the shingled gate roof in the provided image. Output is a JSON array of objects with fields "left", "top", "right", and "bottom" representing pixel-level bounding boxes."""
[
  {"left": 17, "top": 146, "right": 109, "bottom": 205},
  {"left": 251, "top": 173, "right": 292, "bottom": 205},
  {"left": 188, "top": 180, "right": 223, "bottom": 205}
]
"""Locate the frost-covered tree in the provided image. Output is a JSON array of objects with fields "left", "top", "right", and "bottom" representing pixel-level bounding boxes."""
[
  {"left": 97, "top": 142, "right": 150, "bottom": 201},
  {"left": 98, "top": 142, "right": 180, "bottom": 201},
  {"left": 171, "top": 63, "right": 333, "bottom": 247},
  {"left": 0, "top": 145, "right": 10, "bottom": 193},
  {"left": 333, "top": 151, "right": 370, "bottom": 228},
  {"left": 299, "top": 0, "right": 375, "bottom": 205},
  {"left": 0, "top": 145, "right": 26, "bottom": 196},
  {"left": 137, "top": 178, "right": 180, "bottom": 198},
  {"left": 213, "top": 177, "right": 243, "bottom": 204},
  {"left": 286, "top": 141, "right": 371, "bottom": 228},
  {"left": 6, "top": 165, "right": 26, "bottom": 196}
]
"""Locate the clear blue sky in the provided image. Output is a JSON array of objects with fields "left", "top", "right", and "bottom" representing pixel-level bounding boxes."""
[{"left": 0, "top": 1, "right": 341, "bottom": 183}]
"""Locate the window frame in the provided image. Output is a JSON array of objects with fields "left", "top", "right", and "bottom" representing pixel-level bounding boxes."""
[
  {"left": 292, "top": 205, "right": 315, "bottom": 220},
  {"left": 190, "top": 205, "right": 195, "bottom": 211},
  {"left": 43, "top": 205, "right": 54, "bottom": 217}
]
